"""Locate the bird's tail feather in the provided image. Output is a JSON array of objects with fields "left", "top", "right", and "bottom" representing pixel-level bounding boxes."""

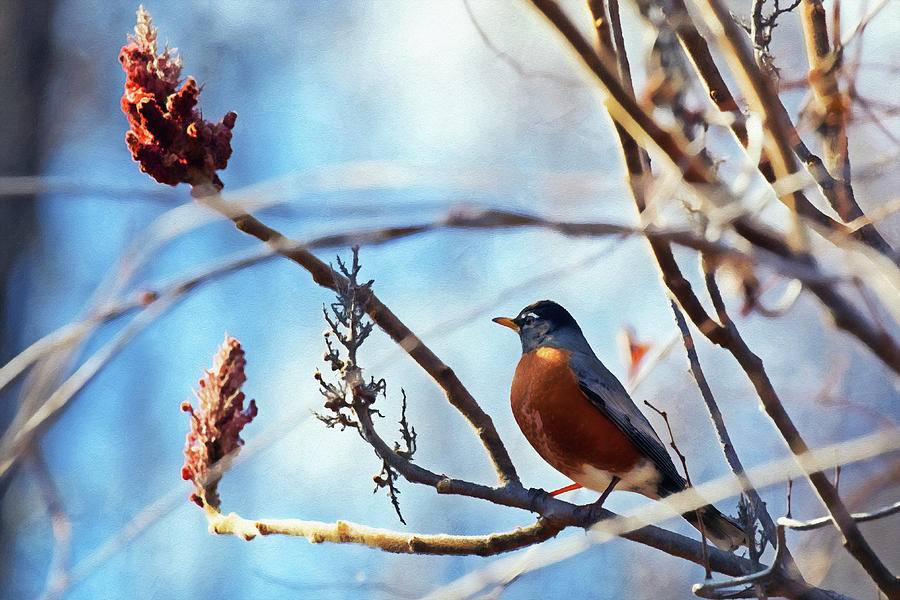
[{"left": 682, "top": 505, "right": 747, "bottom": 552}]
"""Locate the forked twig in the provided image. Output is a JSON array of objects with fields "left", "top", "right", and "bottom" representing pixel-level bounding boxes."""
[{"left": 644, "top": 397, "right": 712, "bottom": 579}]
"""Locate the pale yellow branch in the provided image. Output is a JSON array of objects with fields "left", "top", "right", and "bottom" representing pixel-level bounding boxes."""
[{"left": 202, "top": 504, "right": 561, "bottom": 556}]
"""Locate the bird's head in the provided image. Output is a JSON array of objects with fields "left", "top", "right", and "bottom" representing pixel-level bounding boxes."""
[{"left": 493, "top": 300, "right": 587, "bottom": 354}]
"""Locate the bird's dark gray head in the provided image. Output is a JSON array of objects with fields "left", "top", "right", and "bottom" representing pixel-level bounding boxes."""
[{"left": 493, "top": 300, "right": 589, "bottom": 354}]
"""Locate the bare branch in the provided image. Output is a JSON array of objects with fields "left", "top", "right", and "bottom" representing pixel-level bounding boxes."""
[
  {"left": 0, "top": 248, "right": 277, "bottom": 481},
  {"left": 0, "top": 297, "right": 178, "bottom": 480},
  {"left": 193, "top": 189, "right": 521, "bottom": 486},
  {"left": 699, "top": 264, "right": 900, "bottom": 597},
  {"left": 27, "top": 450, "right": 72, "bottom": 600},
  {"left": 654, "top": 0, "right": 845, "bottom": 236},
  {"left": 751, "top": 0, "right": 802, "bottom": 75},
  {"left": 692, "top": 0, "right": 894, "bottom": 256},
  {"left": 698, "top": 502, "right": 900, "bottom": 599},
  {"left": 669, "top": 295, "right": 776, "bottom": 543},
  {"left": 780, "top": 500, "right": 900, "bottom": 531},
  {"left": 205, "top": 508, "right": 563, "bottom": 556},
  {"left": 656, "top": 0, "right": 894, "bottom": 256},
  {"left": 528, "top": 1, "right": 897, "bottom": 594},
  {"left": 693, "top": 523, "right": 791, "bottom": 600},
  {"left": 420, "top": 427, "right": 899, "bottom": 600},
  {"left": 644, "top": 397, "right": 712, "bottom": 578},
  {"left": 528, "top": 0, "right": 900, "bottom": 373},
  {"left": 315, "top": 249, "right": 419, "bottom": 523},
  {"left": 798, "top": 0, "right": 847, "bottom": 179},
  {"left": 462, "top": 0, "right": 578, "bottom": 87}
]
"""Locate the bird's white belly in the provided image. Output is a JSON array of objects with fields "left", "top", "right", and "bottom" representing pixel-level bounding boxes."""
[{"left": 572, "top": 458, "right": 663, "bottom": 499}]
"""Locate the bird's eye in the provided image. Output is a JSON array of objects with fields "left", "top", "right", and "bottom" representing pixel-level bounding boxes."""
[{"left": 522, "top": 313, "right": 537, "bottom": 324}]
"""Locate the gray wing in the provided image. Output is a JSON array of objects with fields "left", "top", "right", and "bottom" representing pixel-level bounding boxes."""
[{"left": 569, "top": 350, "right": 685, "bottom": 494}]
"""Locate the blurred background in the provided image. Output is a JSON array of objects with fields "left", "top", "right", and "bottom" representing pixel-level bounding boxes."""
[{"left": 1, "top": 1, "right": 898, "bottom": 598}]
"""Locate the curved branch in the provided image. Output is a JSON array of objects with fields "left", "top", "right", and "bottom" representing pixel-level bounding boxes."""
[
  {"left": 691, "top": 0, "right": 894, "bottom": 258},
  {"left": 670, "top": 298, "right": 778, "bottom": 544},
  {"left": 656, "top": 0, "right": 893, "bottom": 256},
  {"left": 0, "top": 247, "right": 275, "bottom": 397},
  {"left": 528, "top": 2, "right": 897, "bottom": 595},
  {"left": 797, "top": 0, "right": 873, "bottom": 237},
  {"left": 206, "top": 507, "right": 563, "bottom": 556},
  {"left": 193, "top": 190, "right": 520, "bottom": 486},
  {"left": 693, "top": 523, "right": 791, "bottom": 599},
  {"left": 780, "top": 500, "right": 900, "bottom": 531},
  {"left": 526, "top": 0, "right": 900, "bottom": 374},
  {"left": 346, "top": 359, "right": 757, "bottom": 577},
  {"left": 701, "top": 269, "right": 899, "bottom": 596},
  {"left": 250, "top": 207, "right": 900, "bottom": 374}
]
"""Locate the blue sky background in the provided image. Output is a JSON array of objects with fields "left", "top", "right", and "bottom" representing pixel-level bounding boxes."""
[{"left": 3, "top": 1, "right": 899, "bottom": 598}]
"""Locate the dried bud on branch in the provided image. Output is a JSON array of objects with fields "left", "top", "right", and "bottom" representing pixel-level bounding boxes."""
[
  {"left": 182, "top": 335, "right": 257, "bottom": 509},
  {"left": 119, "top": 5, "right": 236, "bottom": 191}
]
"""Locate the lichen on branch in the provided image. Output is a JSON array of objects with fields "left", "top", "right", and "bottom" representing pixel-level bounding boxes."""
[{"left": 315, "top": 247, "right": 417, "bottom": 523}]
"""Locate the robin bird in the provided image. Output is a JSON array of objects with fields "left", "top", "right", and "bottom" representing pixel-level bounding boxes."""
[{"left": 493, "top": 300, "right": 746, "bottom": 551}]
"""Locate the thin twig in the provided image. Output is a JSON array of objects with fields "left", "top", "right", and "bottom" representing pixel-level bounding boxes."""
[
  {"left": 779, "top": 500, "right": 900, "bottom": 531},
  {"left": 693, "top": 524, "right": 791, "bottom": 599},
  {"left": 0, "top": 247, "right": 275, "bottom": 396},
  {"left": 83, "top": 422, "right": 900, "bottom": 600},
  {"left": 529, "top": 0, "right": 715, "bottom": 183},
  {"left": 193, "top": 188, "right": 521, "bottom": 487},
  {"left": 656, "top": 0, "right": 894, "bottom": 256},
  {"left": 669, "top": 295, "right": 777, "bottom": 547},
  {"left": 462, "top": 0, "right": 578, "bottom": 87},
  {"left": 0, "top": 249, "right": 278, "bottom": 482},
  {"left": 798, "top": 0, "right": 873, "bottom": 239},
  {"left": 698, "top": 265, "right": 900, "bottom": 597},
  {"left": 530, "top": 1, "right": 898, "bottom": 594},
  {"left": 0, "top": 297, "right": 177, "bottom": 480},
  {"left": 27, "top": 450, "right": 73, "bottom": 600},
  {"left": 751, "top": 0, "right": 802, "bottom": 75},
  {"left": 696, "top": 501, "right": 900, "bottom": 598},
  {"left": 693, "top": 0, "right": 894, "bottom": 256},
  {"left": 787, "top": 479, "right": 793, "bottom": 518},
  {"left": 644, "top": 397, "right": 712, "bottom": 579},
  {"left": 420, "top": 426, "right": 898, "bottom": 600},
  {"left": 654, "top": 0, "right": 845, "bottom": 236},
  {"left": 529, "top": 0, "right": 900, "bottom": 374}
]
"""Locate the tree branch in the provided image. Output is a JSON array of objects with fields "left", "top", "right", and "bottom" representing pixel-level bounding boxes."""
[
  {"left": 691, "top": 0, "right": 894, "bottom": 257},
  {"left": 780, "top": 500, "right": 900, "bottom": 531},
  {"left": 692, "top": 523, "right": 792, "bottom": 600},
  {"left": 798, "top": 1, "right": 854, "bottom": 207},
  {"left": 528, "top": 2, "right": 897, "bottom": 595},
  {"left": 205, "top": 506, "right": 564, "bottom": 556},
  {"left": 192, "top": 189, "right": 520, "bottom": 486},
  {"left": 657, "top": 0, "right": 894, "bottom": 257},
  {"left": 700, "top": 267, "right": 900, "bottom": 597},
  {"left": 528, "top": 0, "right": 900, "bottom": 374}
]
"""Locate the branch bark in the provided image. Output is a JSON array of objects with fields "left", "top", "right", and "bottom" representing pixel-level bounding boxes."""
[
  {"left": 534, "top": 2, "right": 898, "bottom": 596},
  {"left": 659, "top": 0, "right": 894, "bottom": 256},
  {"left": 205, "top": 507, "right": 564, "bottom": 556},
  {"left": 192, "top": 190, "right": 521, "bottom": 486},
  {"left": 528, "top": 0, "right": 900, "bottom": 375},
  {"left": 690, "top": 0, "right": 894, "bottom": 256},
  {"left": 703, "top": 267, "right": 900, "bottom": 599}
]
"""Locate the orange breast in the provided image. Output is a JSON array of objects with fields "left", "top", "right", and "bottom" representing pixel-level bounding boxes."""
[{"left": 511, "top": 347, "right": 642, "bottom": 480}]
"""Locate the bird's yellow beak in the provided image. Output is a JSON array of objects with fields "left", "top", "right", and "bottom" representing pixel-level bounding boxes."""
[{"left": 492, "top": 316, "right": 519, "bottom": 331}]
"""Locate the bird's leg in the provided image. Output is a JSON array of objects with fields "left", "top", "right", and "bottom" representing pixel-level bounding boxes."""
[
  {"left": 596, "top": 476, "right": 620, "bottom": 506},
  {"left": 579, "top": 476, "right": 620, "bottom": 525}
]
